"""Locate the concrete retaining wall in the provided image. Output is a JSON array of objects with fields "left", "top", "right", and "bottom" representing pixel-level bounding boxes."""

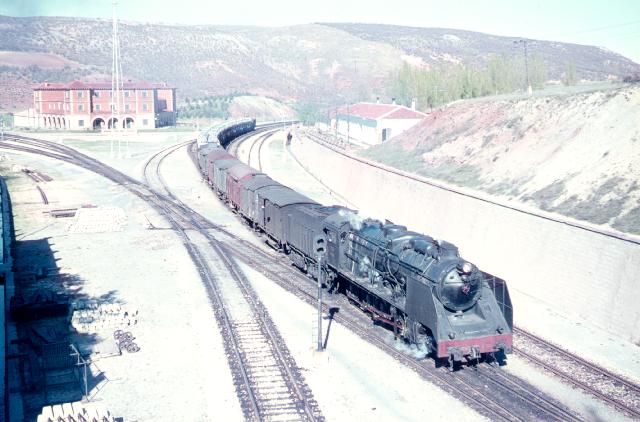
[{"left": 290, "top": 134, "right": 640, "bottom": 345}]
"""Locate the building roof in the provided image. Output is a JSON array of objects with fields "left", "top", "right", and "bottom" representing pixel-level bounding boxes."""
[
  {"left": 33, "top": 80, "right": 175, "bottom": 90},
  {"left": 336, "top": 102, "right": 427, "bottom": 120}
]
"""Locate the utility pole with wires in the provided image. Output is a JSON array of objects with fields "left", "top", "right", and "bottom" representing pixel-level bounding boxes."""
[
  {"left": 515, "top": 39, "right": 533, "bottom": 95},
  {"left": 110, "top": 1, "right": 129, "bottom": 158}
]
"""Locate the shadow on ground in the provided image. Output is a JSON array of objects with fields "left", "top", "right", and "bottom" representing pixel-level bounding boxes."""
[{"left": 9, "top": 237, "right": 120, "bottom": 420}]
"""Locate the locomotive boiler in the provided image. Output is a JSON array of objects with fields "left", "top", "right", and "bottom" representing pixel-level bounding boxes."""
[{"left": 196, "top": 120, "right": 513, "bottom": 368}]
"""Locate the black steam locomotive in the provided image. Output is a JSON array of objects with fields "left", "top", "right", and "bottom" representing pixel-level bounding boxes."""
[{"left": 197, "top": 120, "right": 513, "bottom": 368}]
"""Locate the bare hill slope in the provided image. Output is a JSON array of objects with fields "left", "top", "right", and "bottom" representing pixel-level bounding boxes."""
[
  {"left": 360, "top": 85, "right": 640, "bottom": 234},
  {"left": 1, "top": 16, "right": 639, "bottom": 110},
  {"left": 324, "top": 23, "right": 640, "bottom": 81}
]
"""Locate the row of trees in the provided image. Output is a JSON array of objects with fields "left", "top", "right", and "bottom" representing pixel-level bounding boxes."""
[
  {"left": 390, "top": 55, "right": 551, "bottom": 110},
  {"left": 178, "top": 95, "right": 237, "bottom": 119}
]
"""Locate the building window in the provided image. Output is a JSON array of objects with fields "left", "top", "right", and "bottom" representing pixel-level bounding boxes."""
[
  {"left": 143, "top": 103, "right": 148, "bottom": 111},
  {"left": 124, "top": 90, "right": 130, "bottom": 98},
  {"left": 142, "top": 90, "right": 148, "bottom": 98},
  {"left": 78, "top": 104, "right": 84, "bottom": 112},
  {"left": 64, "top": 91, "right": 69, "bottom": 98},
  {"left": 78, "top": 119, "right": 84, "bottom": 127},
  {"left": 143, "top": 119, "right": 148, "bottom": 126},
  {"left": 48, "top": 103, "right": 52, "bottom": 110},
  {"left": 94, "top": 91, "right": 100, "bottom": 98},
  {"left": 125, "top": 104, "right": 130, "bottom": 111},
  {"left": 109, "top": 91, "right": 113, "bottom": 98},
  {"left": 110, "top": 104, "right": 115, "bottom": 111},
  {"left": 95, "top": 104, "right": 101, "bottom": 111},
  {"left": 77, "top": 91, "right": 83, "bottom": 99}
]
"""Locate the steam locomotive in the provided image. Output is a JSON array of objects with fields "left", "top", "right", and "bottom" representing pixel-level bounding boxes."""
[{"left": 197, "top": 119, "right": 513, "bottom": 368}]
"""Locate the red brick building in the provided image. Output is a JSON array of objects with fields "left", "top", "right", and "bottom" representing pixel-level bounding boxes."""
[{"left": 32, "top": 80, "right": 176, "bottom": 130}]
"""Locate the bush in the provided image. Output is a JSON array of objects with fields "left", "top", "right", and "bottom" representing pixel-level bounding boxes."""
[{"left": 623, "top": 73, "right": 640, "bottom": 83}]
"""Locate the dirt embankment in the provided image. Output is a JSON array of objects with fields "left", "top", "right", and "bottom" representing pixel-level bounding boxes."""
[{"left": 361, "top": 85, "right": 640, "bottom": 234}]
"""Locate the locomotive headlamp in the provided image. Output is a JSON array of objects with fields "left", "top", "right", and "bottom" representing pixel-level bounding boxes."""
[{"left": 461, "top": 262, "right": 474, "bottom": 274}]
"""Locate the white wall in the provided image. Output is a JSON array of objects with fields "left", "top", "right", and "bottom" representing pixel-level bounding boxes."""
[
  {"left": 334, "top": 118, "right": 378, "bottom": 145},
  {"left": 378, "top": 118, "right": 423, "bottom": 141},
  {"left": 12, "top": 109, "right": 37, "bottom": 128},
  {"left": 333, "top": 117, "right": 424, "bottom": 145},
  {"left": 289, "top": 135, "right": 640, "bottom": 345}
]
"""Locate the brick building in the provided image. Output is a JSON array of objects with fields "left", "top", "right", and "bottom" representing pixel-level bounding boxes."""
[{"left": 32, "top": 80, "right": 176, "bottom": 130}]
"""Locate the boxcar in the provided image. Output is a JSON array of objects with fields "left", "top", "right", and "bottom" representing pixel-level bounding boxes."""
[
  {"left": 212, "top": 158, "right": 242, "bottom": 196},
  {"left": 239, "top": 177, "right": 282, "bottom": 224},
  {"left": 206, "top": 150, "right": 235, "bottom": 183},
  {"left": 258, "top": 186, "right": 317, "bottom": 246},
  {"left": 227, "top": 164, "right": 264, "bottom": 210}
]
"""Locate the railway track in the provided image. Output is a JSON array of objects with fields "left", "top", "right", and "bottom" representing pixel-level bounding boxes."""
[
  {"left": 3, "top": 132, "right": 639, "bottom": 421},
  {"left": 227, "top": 127, "right": 277, "bottom": 172},
  {"left": 143, "top": 140, "right": 323, "bottom": 421},
  {"left": 2, "top": 133, "right": 323, "bottom": 421},
  {"left": 513, "top": 327, "right": 640, "bottom": 419},
  {"left": 274, "top": 129, "right": 640, "bottom": 418},
  {"left": 247, "top": 131, "right": 273, "bottom": 171}
]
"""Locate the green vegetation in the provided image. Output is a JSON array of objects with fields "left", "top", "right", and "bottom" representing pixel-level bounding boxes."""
[
  {"left": 613, "top": 206, "right": 640, "bottom": 234},
  {"left": 390, "top": 54, "right": 548, "bottom": 110},
  {"left": 360, "top": 143, "right": 482, "bottom": 188},
  {"left": 0, "top": 64, "right": 97, "bottom": 82},
  {"left": 562, "top": 61, "right": 578, "bottom": 86},
  {"left": 1, "top": 113, "right": 13, "bottom": 127},
  {"left": 295, "top": 102, "right": 328, "bottom": 125},
  {"left": 178, "top": 94, "right": 244, "bottom": 119}
]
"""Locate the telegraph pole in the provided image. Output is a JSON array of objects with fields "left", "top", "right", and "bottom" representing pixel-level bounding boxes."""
[
  {"left": 111, "top": 1, "right": 124, "bottom": 157},
  {"left": 334, "top": 106, "right": 338, "bottom": 141},
  {"left": 314, "top": 235, "right": 326, "bottom": 351},
  {"left": 515, "top": 39, "right": 532, "bottom": 95},
  {"left": 346, "top": 103, "right": 350, "bottom": 147}
]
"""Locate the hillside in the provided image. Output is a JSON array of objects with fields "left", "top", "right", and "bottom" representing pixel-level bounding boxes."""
[
  {"left": 324, "top": 23, "right": 639, "bottom": 81},
  {"left": 360, "top": 85, "right": 640, "bottom": 234},
  {"left": 0, "top": 16, "right": 639, "bottom": 111}
]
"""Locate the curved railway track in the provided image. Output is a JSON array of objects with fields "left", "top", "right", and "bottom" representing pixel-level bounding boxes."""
[
  {"left": 227, "top": 127, "right": 277, "bottom": 172},
  {"left": 2, "top": 133, "right": 323, "bottom": 422},
  {"left": 143, "top": 140, "right": 323, "bottom": 421},
  {"left": 3, "top": 132, "right": 639, "bottom": 421}
]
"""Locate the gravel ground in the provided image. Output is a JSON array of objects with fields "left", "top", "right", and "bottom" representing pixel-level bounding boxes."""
[
  {"left": 3, "top": 134, "right": 243, "bottom": 421},
  {"left": 7, "top": 127, "right": 638, "bottom": 421}
]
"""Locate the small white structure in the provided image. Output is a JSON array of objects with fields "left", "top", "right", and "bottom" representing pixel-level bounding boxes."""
[
  {"left": 331, "top": 102, "right": 427, "bottom": 146},
  {"left": 12, "top": 108, "right": 38, "bottom": 128}
]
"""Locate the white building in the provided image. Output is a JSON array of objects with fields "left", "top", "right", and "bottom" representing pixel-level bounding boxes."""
[{"left": 330, "top": 102, "right": 427, "bottom": 146}]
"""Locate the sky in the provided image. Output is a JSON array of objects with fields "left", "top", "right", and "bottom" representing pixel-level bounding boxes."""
[{"left": 1, "top": 0, "right": 639, "bottom": 63}]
